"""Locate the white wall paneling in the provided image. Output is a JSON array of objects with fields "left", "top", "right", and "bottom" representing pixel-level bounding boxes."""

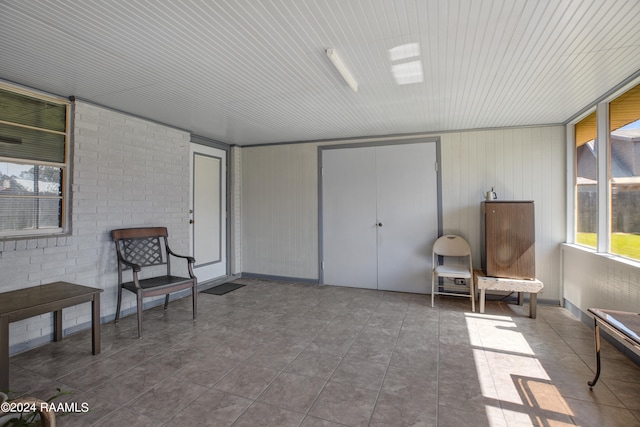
[
  {"left": 240, "top": 144, "right": 319, "bottom": 280},
  {"left": 240, "top": 125, "right": 565, "bottom": 301},
  {"left": 230, "top": 146, "right": 243, "bottom": 275},
  {"left": 440, "top": 126, "right": 565, "bottom": 301},
  {"left": 563, "top": 245, "right": 640, "bottom": 315}
]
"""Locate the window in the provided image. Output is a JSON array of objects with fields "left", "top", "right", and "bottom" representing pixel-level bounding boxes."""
[
  {"left": 575, "top": 111, "right": 597, "bottom": 249},
  {"left": 572, "top": 81, "right": 640, "bottom": 262},
  {"left": 609, "top": 84, "right": 640, "bottom": 260},
  {"left": 0, "top": 85, "right": 69, "bottom": 237}
]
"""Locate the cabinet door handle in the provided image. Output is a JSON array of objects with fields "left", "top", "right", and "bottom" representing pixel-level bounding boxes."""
[{"left": 377, "top": 222, "right": 383, "bottom": 227}]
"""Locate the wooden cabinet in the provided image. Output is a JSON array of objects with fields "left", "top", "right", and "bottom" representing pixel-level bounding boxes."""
[{"left": 481, "top": 201, "right": 535, "bottom": 279}]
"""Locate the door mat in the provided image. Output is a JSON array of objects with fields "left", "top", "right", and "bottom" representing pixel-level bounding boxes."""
[{"left": 202, "top": 283, "right": 245, "bottom": 296}]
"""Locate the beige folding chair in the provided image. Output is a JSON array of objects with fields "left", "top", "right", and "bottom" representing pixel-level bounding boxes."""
[{"left": 431, "top": 235, "right": 475, "bottom": 311}]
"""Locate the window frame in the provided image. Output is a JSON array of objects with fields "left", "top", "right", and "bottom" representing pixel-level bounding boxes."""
[
  {"left": 569, "top": 77, "right": 640, "bottom": 264},
  {"left": 0, "top": 82, "right": 71, "bottom": 239},
  {"left": 571, "top": 110, "right": 598, "bottom": 250}
]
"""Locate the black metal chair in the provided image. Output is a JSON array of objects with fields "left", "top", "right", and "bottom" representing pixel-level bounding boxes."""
[{"left": 112, "top": 227, "right": 197, "bottom": 337}]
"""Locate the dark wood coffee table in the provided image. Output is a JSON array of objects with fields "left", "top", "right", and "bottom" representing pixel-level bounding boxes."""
[{"left": 0, "top": 282, "right": 102, "bottom": 390}]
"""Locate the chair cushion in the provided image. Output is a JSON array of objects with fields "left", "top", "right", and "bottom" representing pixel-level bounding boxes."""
[{"left": 434, "top": 265, "right": 472, "bottom": 278}]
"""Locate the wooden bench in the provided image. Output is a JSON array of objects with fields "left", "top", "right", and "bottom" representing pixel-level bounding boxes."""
[
  {"left": 474, "top": 270, "right": 544, "bottom": 318},
  {"left": 0, "top": 281, "right": 102, "bottom": 390},
  {"left": 112, "top": 227, "right": 197, "bottom": 338}
]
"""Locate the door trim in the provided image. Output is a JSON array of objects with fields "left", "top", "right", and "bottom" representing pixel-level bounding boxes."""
[
  {"left": 192, "top": 151, "right": 223, "bottom": 267},
  {"left": 317, "top": 137, "right": 443, "bottom": 286},
  {"left": 190, "top": 135, "right": 231, "bottom": 280}
]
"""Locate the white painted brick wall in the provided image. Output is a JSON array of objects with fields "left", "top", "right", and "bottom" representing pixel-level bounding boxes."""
[{"left": 0, "top": 101, "right": 191, "bottom": 354}]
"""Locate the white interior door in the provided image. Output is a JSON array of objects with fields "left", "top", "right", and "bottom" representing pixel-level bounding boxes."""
[
  {"left": 322, "top": 142, "right": 438, "bottom": 293},
  {"left": 190, "top": 143, "right": 227, "bottom": 282},
  {"left": 322, "top": 147, "right": 378, "bottom": 288},
  {"left": 376, "top": 143, "right": 438, "bottom": 293}
]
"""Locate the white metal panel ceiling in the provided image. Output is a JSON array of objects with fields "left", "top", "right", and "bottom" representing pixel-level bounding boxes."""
[{"left": 1, "top": 0, "right": 639, "bottom": 145}]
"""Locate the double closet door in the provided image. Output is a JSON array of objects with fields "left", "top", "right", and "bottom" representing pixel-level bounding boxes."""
[{"left": 321, "top": 141, "right": 439, "bottom": 294}]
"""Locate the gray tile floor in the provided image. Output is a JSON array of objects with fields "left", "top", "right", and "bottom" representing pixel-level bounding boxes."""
[{"left": 7, "top": 279, "right": 640, "bottom": 426}]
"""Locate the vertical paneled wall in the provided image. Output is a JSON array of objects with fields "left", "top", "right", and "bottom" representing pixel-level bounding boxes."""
[
  {"left": 230, "top": 146, "right": 243, "bottom": 275},
  {"left": 0, "top": 101, "right": 191, "bottom": 354},
  {"left": 241, "top": 144, "right": 319, "bottom": 279},
  {"left": 440, "top": 126, "right": 566, "bottom": 300},
  {"left": 239, "top": 125, "right": 566, "bottom": 300},
  {"left": 563, "top": 245, "right": 640, "bottom": 315}
]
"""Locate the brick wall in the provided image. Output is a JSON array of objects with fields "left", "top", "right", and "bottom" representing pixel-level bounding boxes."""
[{"left": 0, "top": 101, "right": 191, "bottom": 354}]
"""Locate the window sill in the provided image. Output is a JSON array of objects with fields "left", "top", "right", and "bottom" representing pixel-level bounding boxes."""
[
  {"left": 561, "top": 243, "right": 640, "bottom": 270},
  {"left": 0, "top": 228, "right": 65, "bottom": 241}
]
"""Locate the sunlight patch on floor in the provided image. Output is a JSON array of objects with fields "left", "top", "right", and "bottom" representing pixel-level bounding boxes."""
[{"left": 467, "top": 312, "right": 576, "bottom": 425}]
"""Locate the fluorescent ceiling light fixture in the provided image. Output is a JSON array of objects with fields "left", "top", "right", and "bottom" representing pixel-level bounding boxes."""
[
  {"left": 389, "top": 43, "right": 420, "bottom": 62},
  {"left": 326, "top": 48, "right": 358, "bottom": 92}
]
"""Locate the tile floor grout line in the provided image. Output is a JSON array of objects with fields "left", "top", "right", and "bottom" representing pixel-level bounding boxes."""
[
  {"left": 82, "top": 331, "right": 208, "bottom": 425},
  {"left": 119, "top": 336, "right": 225, "bottom": 424},
  {"left": 468, "top": 311, "right": 509, "bottom": 426},
  {"left": 101, "top": 311, "right": 245, "bottom": 425},
  {"left": 281, "top": 293, "right": 381, "bottom": 426},
  {"left": 157, "top": 302, "right": 259, "bottom": 426},
  {"left": 365, "top": 298, "right": 409, "bottom": 426},
  {"left": 227, "top": 289, "right": 367, "bottom": 426}
]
